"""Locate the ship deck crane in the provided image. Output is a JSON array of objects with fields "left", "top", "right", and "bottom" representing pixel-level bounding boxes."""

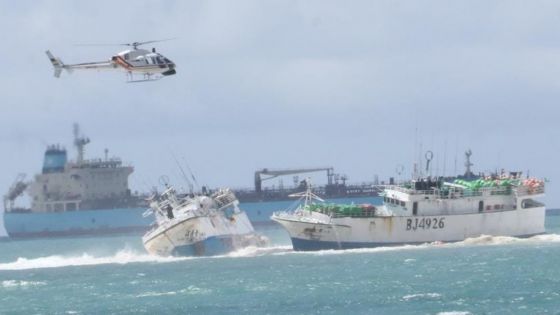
[
  {"left": 254, "top": 167, "right": 335, "bottom": 193},
  {"left": 3, "top": 173, "right": 28, "bottom": 212}
]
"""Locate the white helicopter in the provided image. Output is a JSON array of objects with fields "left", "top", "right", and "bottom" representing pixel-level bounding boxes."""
[{"left": 46, "top": 39, "right": 176, "bottom": 83}]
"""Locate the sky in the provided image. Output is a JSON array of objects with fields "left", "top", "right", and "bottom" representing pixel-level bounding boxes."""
[{"left": 1, "top": 0, "right": 559, "bottom": 207}]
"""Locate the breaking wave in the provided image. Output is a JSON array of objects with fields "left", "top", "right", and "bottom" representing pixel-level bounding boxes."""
[
  {"left": 402, "top": 292, "right": 442, "bottom": 301},
  {"left": 1, "top": 234, "right": 558, "bottom": 271},
  {"left": 451, "top": 233, "right": 560, "bottom": 247},
  {"left": 0, "top": 249, "right": 191, "bottom": 271},
  {"left": 226, "top": 245, "right": 292, "bottom": 257},
  {"left": 2, "top": 280, "right": 47, "bottom": 288},
  {"left": 259, "top": 233, "right": 560, "bottom": 257}
]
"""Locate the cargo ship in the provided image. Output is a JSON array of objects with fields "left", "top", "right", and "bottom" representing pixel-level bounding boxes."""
[
  {"left": 2, "top": 125, "right": 380, "bottom": 239},
  {"left": 2, "top": 124, "right": 151, "bottom": 238},
  {"left": 272, "top": 153, "right": 546, "bottom": 251}
]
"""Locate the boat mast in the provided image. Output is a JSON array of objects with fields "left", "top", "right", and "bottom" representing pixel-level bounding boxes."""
[{"left": 73, "top": 123, "right": 90, "bottom": 165}]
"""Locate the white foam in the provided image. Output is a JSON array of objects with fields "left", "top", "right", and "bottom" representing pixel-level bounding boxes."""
[
  {"left": 226, "top": 245, "right": 293, "bottom": 257},
  {"left": 0, "top": 249, "right": 191, "bottom": 271},
  {"left": 2, "top": 234, "right": 558, "bottom": 271},
  {"left": 402, "top": 292, "right": 442, "bottom": 301},
  {"left": 136, "top": 291, "right": 178, "bottom": 298},
  {"left": 258, "top": 233, "right": 560, "bottom": 257},
  {"left": 136, "top": 285, "right": 211, "bottom": 298},
  {"left": 275, "top": 243, "right": 433, "bottom": 256},
  {"left": 2, "top": 280, "right": 47, "bottom": 288},
  {"left": 451, "top": 234, "right": 560, "bottom": 247}
]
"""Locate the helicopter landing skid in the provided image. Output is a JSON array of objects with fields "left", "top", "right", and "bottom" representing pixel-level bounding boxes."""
[{"left": 126, "top": 72, "right": 162, "bottom": 83}]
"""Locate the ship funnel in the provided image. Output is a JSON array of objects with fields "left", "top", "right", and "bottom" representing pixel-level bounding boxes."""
[{"left": 42, "top": 145, "right": 67, "bottom": 174}]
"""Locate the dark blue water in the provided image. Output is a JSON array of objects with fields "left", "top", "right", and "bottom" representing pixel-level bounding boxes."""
[{"left": 1, "top": 216, "right": 559, "bottom": 314}]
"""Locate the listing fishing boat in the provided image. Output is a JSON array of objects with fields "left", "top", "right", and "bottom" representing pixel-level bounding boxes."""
[
  {"left": 142, "top": 185, "right": 268, "bottom": 256},
  {"left": 272, "top": 157, "right": 546, "bottom": 251}
]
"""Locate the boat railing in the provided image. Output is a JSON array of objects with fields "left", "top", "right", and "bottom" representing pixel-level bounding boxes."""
[
  {"left": 329, "top": 211, "right": 377, "bottom": 218},
  {"left": 514, "top": 185, "right": 545, "bottom": 196},
  {"left": 385, "top": 185, "right": 541, "bottom": 199}
]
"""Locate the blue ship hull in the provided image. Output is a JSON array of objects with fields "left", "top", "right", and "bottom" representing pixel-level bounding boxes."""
[
  {"left": 2, "top": 197, "right": 381, "bottom": 239},
  {"left": 171, "top": 236, "right": 242, "bottom": 256}
]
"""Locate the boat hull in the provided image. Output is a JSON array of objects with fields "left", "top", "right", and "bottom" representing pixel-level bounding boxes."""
[
  {"left": 143, "top": 211, "right": 263, "bottom": 257},
  {"left": 273, "top": 207, "right": 546, "bottom": 251},
  {"left": 3, "top": 207, "right": 151, "bottom": 239}
]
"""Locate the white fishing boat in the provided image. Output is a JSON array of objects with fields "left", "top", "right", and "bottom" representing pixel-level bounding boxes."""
[
  {"left": 143, "top": 186, "right": 267, "bottom": 256},
  {"left": 272, "top": 171, "right": 546, "bottom": 251}
]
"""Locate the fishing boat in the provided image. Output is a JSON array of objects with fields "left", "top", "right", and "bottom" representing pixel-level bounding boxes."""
[
  {"left": 272, "top": 167, "right": 546, "bottom": 251},
  {"left": 142, "top": 185, "right": 268, "bottom": 256}
]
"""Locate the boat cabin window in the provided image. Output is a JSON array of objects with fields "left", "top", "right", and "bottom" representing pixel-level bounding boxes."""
[
  {"left": 124, "top": 53, "right": 130, "bottom": 60},
  {"left": 156, "top": 56, "right": 164, "bottom": 64},
  {"left": 412, "top": 202, "right": 418, "bottom": 215},
  {"left": 478, "top": 201, "right": 484, "bottom": 213},
  {"left": 400, "top": 201, "right": 405, "bottom": 207}
]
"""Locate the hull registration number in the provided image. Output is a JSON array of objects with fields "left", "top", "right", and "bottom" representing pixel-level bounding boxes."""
[{"left": 406, "top": 217, "right": 445, "bottom": 231}]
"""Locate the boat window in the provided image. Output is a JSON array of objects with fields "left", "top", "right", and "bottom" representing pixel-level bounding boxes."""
[
  {"left": 151, "top": 57, "right": 157, "bottom": 64},
  {"left": 412, "top": 202, "right": 418, "bottom": 215},
  {"left": 400, "top": 201, "right": 405, "bottom": 207},
  {"left": 156, "top": 56, "right": 164, "bottom": 64},
  {"left": 478, "top": 201, "right": 483, "bottom": 213},
  {"left": 124, "top": 54, "right": 130, "bottom": 60}
]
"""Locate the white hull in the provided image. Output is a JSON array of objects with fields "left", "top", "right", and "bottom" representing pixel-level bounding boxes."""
[
  {"left": 143, "top": 211, "right": 263, "bottom": 256},
  {"left": 273, "top": 207, "right": 546, "bottom": 250}
]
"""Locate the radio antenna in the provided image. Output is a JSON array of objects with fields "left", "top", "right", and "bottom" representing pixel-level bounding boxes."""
[
  {"left": 182, "top": 157, "right": 200, "bottom": 192},
  {"left": 169, "top": 150, "right": 193, "bottom": 194}
]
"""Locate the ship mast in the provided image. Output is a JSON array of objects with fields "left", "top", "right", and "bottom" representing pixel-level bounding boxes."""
[
  {"left": 73, "top": 123, "right": 90, "bottom": 165},
  {"left": 464, "top": 149, "right": 474, "bottom": 178}
]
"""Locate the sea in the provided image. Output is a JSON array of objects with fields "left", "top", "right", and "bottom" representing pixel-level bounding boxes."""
[{"left": 1, "top": 209, "right": 559, "bottom": 315}]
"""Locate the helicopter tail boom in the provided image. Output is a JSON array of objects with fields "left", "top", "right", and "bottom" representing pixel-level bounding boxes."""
[{"left": 45, "top": 50, "right": 66, "bottom": 78}]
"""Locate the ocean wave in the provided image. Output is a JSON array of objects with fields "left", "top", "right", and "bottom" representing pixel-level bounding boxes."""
[
  {"left": 0, "top": 249, "right": 191, "bottom": 271},
  {"left": 136, "top": 285, "right": 211, "bottom": 298},
  {"left": 402, "top": 292, "right": 442, "bottom": 301},
  {"left": 2, "top": 280, "right": 47, "bottom": 288},
  {"left": 260, "top": 233, "right": 560, "bottom": 257},
  {"left": 451, "top": 233, "right": 560, "bottom": 247},
  {"left": 1, "top": 234, "right": 558, "bottom": 271},
  {"left": 226, "top": 245, "right": 293, "bottom": 257},
  {"left": 436, "top": 312, "right": 472, "bottom": 315}
]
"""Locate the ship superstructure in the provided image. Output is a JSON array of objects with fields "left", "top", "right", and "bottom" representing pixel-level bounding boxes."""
[
  {"left": 2, "top": 124, "right": 149, "bottom": 238},
  {"left": 5, "top": 124, "right": 138, "bottom": 213}
]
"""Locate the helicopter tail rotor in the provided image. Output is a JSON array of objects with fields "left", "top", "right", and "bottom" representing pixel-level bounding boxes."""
[{"left": 45, "top": 50, "right": 69, "bottom": 78}]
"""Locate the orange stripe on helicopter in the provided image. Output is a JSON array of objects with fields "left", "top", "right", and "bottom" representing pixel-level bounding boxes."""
[{"left": 114, "top": 56, "right": 133, "bottom": 70}]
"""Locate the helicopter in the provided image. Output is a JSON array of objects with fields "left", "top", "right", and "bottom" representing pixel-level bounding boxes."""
[{"left": 46, "top": 39, "right": 176, "bottom": 83}]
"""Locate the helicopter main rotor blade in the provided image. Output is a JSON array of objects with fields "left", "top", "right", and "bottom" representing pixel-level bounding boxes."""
[
  {"left": 129, "top": 38, "right": 177, "bottom": 47},
  {"left": 74, "top": 43, "right": 124, "bottom": 47},
  {"left": 75, "top": 38, "right": 176, "bottom": 49}
]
